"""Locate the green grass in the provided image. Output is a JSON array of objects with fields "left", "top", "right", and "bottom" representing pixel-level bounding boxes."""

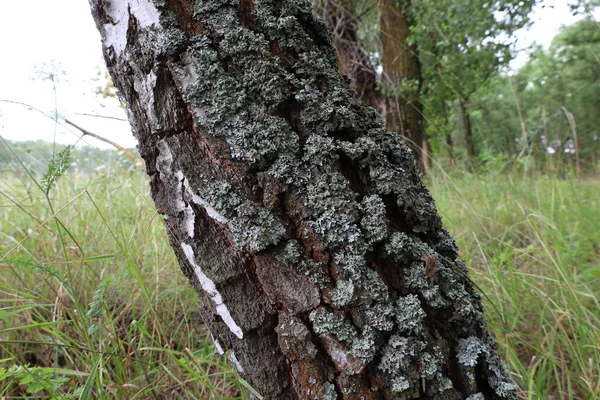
[
  {"left": 0, "top": 156, "right": 598, "bottom": 399},
  {"left": 0, "top": 165, "right": 247, "bottom": 399},
  {"left": 428, "top": 171, "right": 600, "bottom": 400}
]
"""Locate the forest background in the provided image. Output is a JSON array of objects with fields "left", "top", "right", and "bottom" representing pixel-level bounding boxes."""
[{"left": 0, "top": 0, "right": 598, "bottom": 399}]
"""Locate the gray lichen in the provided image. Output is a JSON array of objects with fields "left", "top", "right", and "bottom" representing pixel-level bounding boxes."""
[
  {"left": 298, "top": 259, "right": 331, "bottom": 290},
  {"left": 493, "top": 381, "right": 518, "bottom": 398},
  {"left": 484, "top": 347, "right": 519, "bottom": 399},
  {"left": 284, "top": 240, "right": 302, "bottom": 263},
  {"left": 202, "top": 180, "right": 241, "bottom": 219},
  {"left": 363, "top": 268, "right": 390, "bottom": 302},
  {"left": 350, "top": 326, "right": 378, "bottom": 360},
  {"left": 456, "top": 336, "right": 487, "bottom": 367},
  {"left": 431, "top": 228, "right": 460, "bottom": 259},
  {"left": 419, "top": 349, "right": 453, "bottom": 394},
  {"left": 305, "top": 172, "right": 361, "bottom": 248},
  {"left": 196, "top": 180, "right": 286, "bottom": 252},
  {"left": 322, "top": 382, "right": 338, "bottom": 400},
  {"left": 395, "top": 294, "right": 426, "bottom": 336},
  {"left": 332, "top": 247, "right": 367, "bottom": 281},
  {"left": 158, "top": 18, "right": 188, "bottom": 57},
  {"left": 421, "top": 285, "right": 447, "bottom": 309},
  {"left": 229, "top": 202, "right": 286, "bottom": 252},
  {"left": 227, "top": 107, "right": 298, "bottom": 168},
  {"left": 330, "top": 280, "right": 355, "bottom": 308},
  {"left": 379, "top": 335, "right": 425, "bottom": 395},
  {"left": 465, "top": 394, "right": 485, "bottom": 400},
  {"left": 366, "top": 302, "right": 395, "bottom": 332},
  {"left": 391, "top": 376, "right": 410, "bottom": 393},
  {"left": 385, "top": 232, "right": 433, "bottom": 262},
  {"left": 405, "top": 261, "right": 429, "bottom": 291},
  {"left": 359, "top": 194, "right": 389, "bottom": 244},
  {"left": 303, "top": 135, "right": 338, "bottom": 166},
  {"left": 309, "top": 308, "right": 357, "bottom": 343}
]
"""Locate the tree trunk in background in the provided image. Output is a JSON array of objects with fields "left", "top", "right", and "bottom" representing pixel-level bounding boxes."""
[
  {"left": 379, "top": 0, "right": 426, "bottom": 172},
  {"left": 460, "top": 98, "right": 476, "bottom": 166},
  {"left": 421, "top": 137, "right": 432, "bottom": 171},
  {"left": 319, "top": 0, "right": 382, "bottom": 111},
  {"left": 447, "top": 132, "right": 456, "bottom": 168},
  {"left": 89, "top": 0, "right": 517, "bottom": 398}
]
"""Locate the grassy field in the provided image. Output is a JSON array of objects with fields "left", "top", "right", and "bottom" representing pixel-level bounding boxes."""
[{"left": 0, "top": 158, "right": 598, "bottom": 399}]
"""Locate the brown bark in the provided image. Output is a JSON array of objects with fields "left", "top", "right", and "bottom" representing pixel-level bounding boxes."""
[
  {"left": 447, "top": 131, "right": 456, "bottom": 168},
  {"left": 379, "top": 0, "right": 425, "bottom": 171},
  {"left": 460, "top": 98, "right": 476, "bottom": 166},
  {"left": 319, "top": 0, "right": 382, "bottom": 111},
  {"left": 88, "top": 1, "right": 517, "bottom": 399}
]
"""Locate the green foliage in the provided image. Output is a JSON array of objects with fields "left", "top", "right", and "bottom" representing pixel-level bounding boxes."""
[
  {"left": 410, "top": 0, "right": 535, "bottom": 163},
  {"left": 0, "top": 365, "right": 70, "bottom": 398},
  {"left": 41, "top": 146, "right": 71, "bottom": 194},
  {"left": 348, "top": 0, "right": 537, "bottom": 166},
  {"left": 414, "top": 0, "right": 518, "bottom": 96},
  {"left": 470, "top": 17, "right": 600, "bottom": 172},
  {"left": 86, "top": 276, "right": 113, "bottom": 335}
]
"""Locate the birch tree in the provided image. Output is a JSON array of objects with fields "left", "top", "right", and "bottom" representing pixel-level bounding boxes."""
[{"left": 88, "top": 1, "right": 517, "bottom": 398}]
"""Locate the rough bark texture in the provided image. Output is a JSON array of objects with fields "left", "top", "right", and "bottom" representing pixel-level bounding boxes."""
[
  {"left": 379, "top": 0, "right": 426, "bottom": 172},
  {"left": 88, "top": 0, "right": 517, "bottom": 398}
]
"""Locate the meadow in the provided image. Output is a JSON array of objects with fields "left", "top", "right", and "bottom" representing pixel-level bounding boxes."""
[{"left": 0, "top": 150, "right": 598, "bottom": 399}]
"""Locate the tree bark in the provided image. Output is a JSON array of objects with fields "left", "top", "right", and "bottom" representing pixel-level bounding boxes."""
[
  {"left": 88, "top": 1, "right": 517, "bottom": 398},
  {"left": 319, "top": 0, "right": 382, "bottom": 111},
  {"left": 379, "top": 0, "right": 426, "bottom": 172},
  {"left": 459, "top": 98, "right": 476, "bottom": 166}
]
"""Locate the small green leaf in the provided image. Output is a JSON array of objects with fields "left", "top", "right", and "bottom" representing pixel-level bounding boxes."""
[{"left": 41, "top": 146, "right": 72, "bottom": 194}]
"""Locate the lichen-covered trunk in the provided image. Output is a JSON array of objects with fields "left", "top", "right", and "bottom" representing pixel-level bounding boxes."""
[
  {"left": 379, "top": 0, "right": 426, "bottom": 172},
  {"left": 88, "top": 1, "right": 516, "bottom": 398}
]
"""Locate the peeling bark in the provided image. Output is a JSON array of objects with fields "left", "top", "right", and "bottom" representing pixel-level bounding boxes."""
[{"left": 88, "top": 0, "right": 517, "bottom": 398}]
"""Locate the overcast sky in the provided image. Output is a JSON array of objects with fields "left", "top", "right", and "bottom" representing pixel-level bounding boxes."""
[{"left": 0, "top": 0, "right": 592, "bottom": 150}]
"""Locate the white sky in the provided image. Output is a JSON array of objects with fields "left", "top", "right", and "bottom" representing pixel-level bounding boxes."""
[{"left": 0, "top": 0, "right": 592, "bottom": 150}]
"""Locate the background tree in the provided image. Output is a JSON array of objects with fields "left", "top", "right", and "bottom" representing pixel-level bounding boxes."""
[
  {"left": 317, "top": 0, "right": 537, "bottom": 169},
  {"left": 469, "top": 16, "right": 600, "bottom": 174},
  {"left": 89, "top": 0, "right": 518, "bottom": 398},
  {"left": 410, "top": 0, "right": 536, "bottom": 166},
  {"left": 317, "top": 0, "right": 382, "bottom": 110},
  {"left": 317, "top": 0, "right": 428, "bottom": 171},
  {"left": 378, "top": 0, "right": 427, "bottom": 171}
]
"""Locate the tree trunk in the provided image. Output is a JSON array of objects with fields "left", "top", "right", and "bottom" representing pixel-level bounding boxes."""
[
  {"left": 421, "top": 137, "right": 432, "bottom": 172},
  {"left": 459, "top": 98, "right": 476, "bottom": 166},
  {"left": 447, "top": 131, "right": 456, "bottom": 168},
  {"left": 88, "top": 1, "right": 517, "bottom": 399},
  {"left": 319, "top": 0, "right": 382, "bottom": 112},
  {"left": 379, "top": 0, "right": 426, "bottom": 172}
]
